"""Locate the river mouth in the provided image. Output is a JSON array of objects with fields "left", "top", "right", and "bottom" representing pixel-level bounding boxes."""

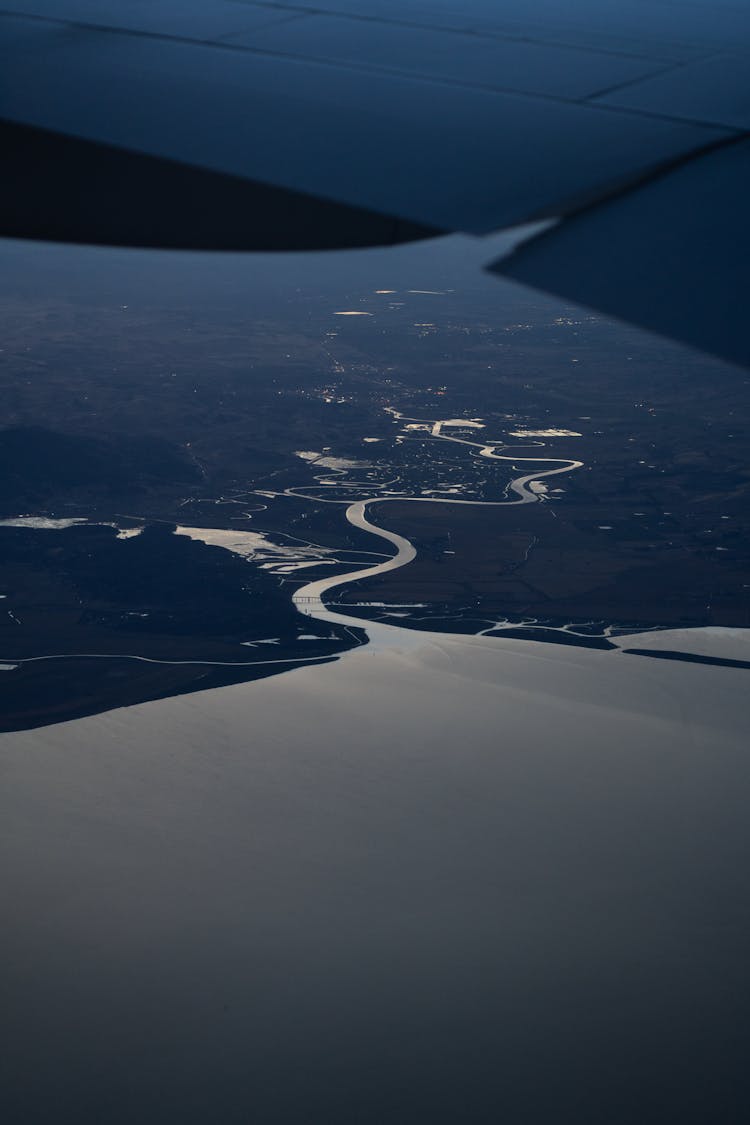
[{"left": 1, "top": 405, "right": 745, "bottom": 734}]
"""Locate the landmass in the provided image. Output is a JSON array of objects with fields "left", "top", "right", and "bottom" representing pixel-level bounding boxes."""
[{"left": 1, "top": 273, "right": 747, "bottom": 729}]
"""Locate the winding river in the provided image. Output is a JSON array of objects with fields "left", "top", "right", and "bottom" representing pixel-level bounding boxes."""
[
  {"left": 0, "top": 415, "right": 583, "bottom": 667},
  {"left": 293, "top": 416, "right": 583, "bottom": 642}
]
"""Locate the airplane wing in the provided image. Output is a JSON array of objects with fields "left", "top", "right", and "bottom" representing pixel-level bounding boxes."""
[{"left": 1, "top": 1, "right": 749, "bottom": 366}]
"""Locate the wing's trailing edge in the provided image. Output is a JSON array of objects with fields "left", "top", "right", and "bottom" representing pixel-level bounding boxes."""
[{"left": 1, "top": 119, "right": 438, "bottom": 251}]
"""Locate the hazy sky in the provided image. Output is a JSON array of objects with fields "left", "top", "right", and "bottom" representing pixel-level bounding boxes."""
[{"left": 0, "top": 227, "right": 542, "bottom": 309}]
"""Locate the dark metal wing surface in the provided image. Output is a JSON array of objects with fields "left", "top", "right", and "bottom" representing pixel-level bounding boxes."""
[{"left": 2, "top": 1, "right": 749, "bottom": 365}]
